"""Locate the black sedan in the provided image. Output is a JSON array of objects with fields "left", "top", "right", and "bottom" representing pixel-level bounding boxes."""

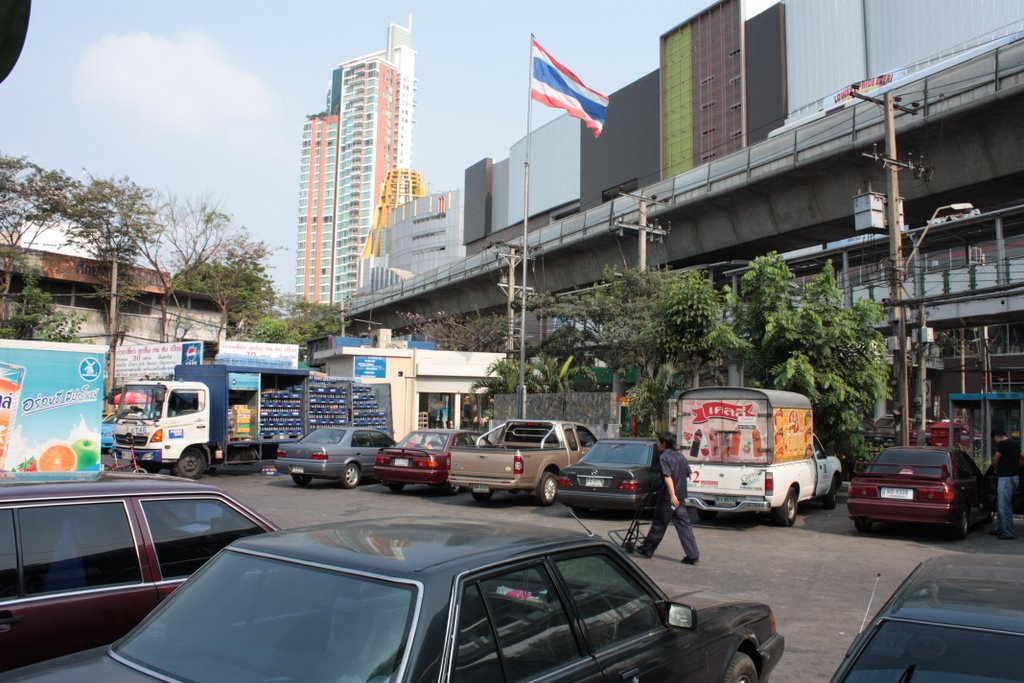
[
  {"left": 273, "top": 427, "right": 395, "bottom": 488},
  {"left": 556, "top": 437, "right": 662, "bottom": 513},
  {"left": 831, "top": 553, "right": 1024, "bottom": 682},
  {"left": 5, "top": 518, "right": 784, "bottom": 683}
]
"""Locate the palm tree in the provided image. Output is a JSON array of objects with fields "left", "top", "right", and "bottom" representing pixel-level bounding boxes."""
[
  {"left": 627, "top": 364, "right": 681, "bottom": 436},
  {"left": 531, "top": 355, "right": 594, "bottom": 394}
]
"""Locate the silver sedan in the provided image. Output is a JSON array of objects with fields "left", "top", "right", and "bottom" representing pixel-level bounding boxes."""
[{"left": 273, "top": 428, "right": 395, "bottom": 488}]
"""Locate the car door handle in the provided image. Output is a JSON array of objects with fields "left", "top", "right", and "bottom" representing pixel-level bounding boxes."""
[
  {"left": 620, "top": 667, "right": 640, "bottom": 682},
  {"left": 0, "top": 611, "right": 23, "bottom": 631}
]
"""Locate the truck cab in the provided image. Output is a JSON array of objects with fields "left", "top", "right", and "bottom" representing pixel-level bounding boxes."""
[{"left": 113, "top": 382, "right": 212, "bottom": 478}]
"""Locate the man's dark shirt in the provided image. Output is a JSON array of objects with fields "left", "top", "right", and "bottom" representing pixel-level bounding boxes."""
[
  {"left": 660, "top": 448, "right": 692, "bottom": 498},
  {"left": 996, "top": 438, "right": 1022, "bottom": 477}
]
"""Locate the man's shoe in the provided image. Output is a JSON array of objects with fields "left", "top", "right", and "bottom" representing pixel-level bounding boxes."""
[
  {"left": 997, "top": 534, "right": 1015, "bottom": 540},
  {"left": 989, "top": 530, "right": 1001, "bottom": 536},
  {"left": 634, "top": 548, "right": 654, "bottom": 558},
  {"left": 681, "top": 557, "right": 699, "bottom": 565}
]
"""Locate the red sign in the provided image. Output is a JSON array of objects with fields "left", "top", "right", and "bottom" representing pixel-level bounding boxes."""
[{"left": 691, "top": 401, "right": 756, "bottom": 424}]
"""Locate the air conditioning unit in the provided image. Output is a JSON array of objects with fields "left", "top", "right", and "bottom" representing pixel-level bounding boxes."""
[{"left": 371, "top": 328, "right": 392, "bottom": 348}]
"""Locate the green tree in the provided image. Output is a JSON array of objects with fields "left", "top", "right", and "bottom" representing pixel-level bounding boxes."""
[
  {"left": 0, "top": 272, "right": 83, "bottom": 342},
  {"left": 653, "top": 270, "right": 742, "bottom": 388},
  {"left": 64, "top": 175, "right": 157, "bottom": 345},
  {"left": 626, "top": 363, "right": 681, "bottom": 436},
  {"left": 531, "top": 267, "right": 667, "bottom": 377},
  {"left": 729, "top": 253, "right": 889, "bottom": 457},
  {"left": 530, "top": 355, "right": 594, "bottom": 394},
  {"left": 471, "top": 358, "right": 543, "bottom": 396},
  {"left": 174, "top": 241, "right": 275, "bottom": 340},
  {"left": 397, "top": 310, "right": 507, "bottom": 352},
  {"left": 0, "top": 155, "right": 75, "bottom": 320}
]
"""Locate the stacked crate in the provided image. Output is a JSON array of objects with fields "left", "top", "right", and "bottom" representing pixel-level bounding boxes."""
[{"left": 228, "top": 405, "right": 253, "bottom": 441}]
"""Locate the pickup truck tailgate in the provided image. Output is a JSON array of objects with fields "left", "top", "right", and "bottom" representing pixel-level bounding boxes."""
[
  {"left": 688, "top": 464, "right": 765, "bottom": 500},
  {"left": 450, "top": 447, "right": 517, "bottom": 481}
]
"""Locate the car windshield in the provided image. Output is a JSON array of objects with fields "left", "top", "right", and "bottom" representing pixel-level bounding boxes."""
[
  {"left": 841, "top": 619, "right": 1024, "bottom": 682},
  {"left": 579, "top": 442, "right": 652, "bottom": 466},
  {"left": 113, "top": 386, "right": 165, "bottom": 420},
  {"left": 301, "top": 428, "right": 347, "bottom": 445},
  {"left": 400, "top": 432, "right": 446, "bottom": 451},
  {"left": 114, "top": 551, "right": 417, "bottom": 683},
  {"left": 868, "top": 449, "right": 949, "bottom": 475}
]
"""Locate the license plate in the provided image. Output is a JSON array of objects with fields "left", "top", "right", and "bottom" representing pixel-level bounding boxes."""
[
  {"left": 583, "top": 477, "right": 607, "bottom": 488},
  {"left": 880, "top": 487, "right": 913, "bottom": 500},
  {"left": 129, "top": 426, "right": 149, "bottom": 436},
  {"left": 290, "top": 466, "right": 304, "bottom": 474},
  {"left": 393, "top": 458, "right": 410, "bottom": 467},
  {"left": 472, "top": 484, "right": 489, "bottom": 493},
  {"left": 714, "top": 495, "right": 734, "bottom": 505}
]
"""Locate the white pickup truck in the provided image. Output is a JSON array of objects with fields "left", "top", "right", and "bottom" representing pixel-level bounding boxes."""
[{"left": 671, "top": 387, "right": 842, "bottom": 527}]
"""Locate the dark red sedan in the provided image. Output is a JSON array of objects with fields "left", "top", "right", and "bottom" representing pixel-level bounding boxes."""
[
  {"left": 847, "top": 446, "right": 991, "bottom": 539},
  {"left": 374, "top": 429, "right": 479, "bottom": 494}
]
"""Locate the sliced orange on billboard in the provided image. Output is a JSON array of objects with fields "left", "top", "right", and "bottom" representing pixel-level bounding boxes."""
[{"left": 38, "top": 443, "right": 77, "bottom": 471}]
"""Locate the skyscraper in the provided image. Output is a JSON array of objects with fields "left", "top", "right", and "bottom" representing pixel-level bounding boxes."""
[{"left": 296, "top": 19, "right": 416, "bottom": 303}]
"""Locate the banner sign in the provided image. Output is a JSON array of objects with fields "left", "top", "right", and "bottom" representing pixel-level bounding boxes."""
[
  {"left": 216, "top": 341, "right": 298, "bottom": 369},
  {"left": 115, "top": 342, "right": 203, "bottom": 381}
]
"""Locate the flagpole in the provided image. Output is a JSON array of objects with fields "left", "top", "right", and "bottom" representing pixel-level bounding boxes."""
[{"left": 517, "top": 35, "right": 533, "bottom": 420}]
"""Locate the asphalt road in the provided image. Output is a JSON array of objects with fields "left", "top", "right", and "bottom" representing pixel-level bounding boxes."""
[{"left": 203, "top": 466, "right": 1024, "bottom": 682}]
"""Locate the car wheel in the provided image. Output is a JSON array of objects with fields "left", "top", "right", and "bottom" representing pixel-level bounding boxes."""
[
  {"left": 173, "top": 447, "right": 206, "bottom": 480},
  {"left": 386, "top": 482, "right": 405, "bottom": 492},
  {"left": 772, "top": 487, "right": 798, "bottom": 527},
  {"left": 471, "top": 489, "right": 493, "bottom": 503},
  {"left": 854, "top": 517, "right": 873, "bottom": 533},
  {"left": 696, "top": 509, "right": 719, "bottom": 521},
  {"left": 291, "top": 474, "right": 312, "bottom": 487},
  {"left": 822, "top": 475, "right": 839, "bottom": 509},
  {"left": 720, "top": 651, "right": 758, "bottom": 683},
  {"left": 340, "top": 463, "right": 360, "bottom": 489},
  {"left": 434, "top": 482, "right": 460, "bottom": 495},
  {"left": 951, "top": 507, "right": 970, "bottom": 540},
  {"left": 535, "top": 472, "right": 557, "bottom": 506}
]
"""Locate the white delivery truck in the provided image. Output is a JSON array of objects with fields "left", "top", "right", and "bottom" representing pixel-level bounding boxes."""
[{"left": 671, "top": 387, "right": 842, "bottom": 527}]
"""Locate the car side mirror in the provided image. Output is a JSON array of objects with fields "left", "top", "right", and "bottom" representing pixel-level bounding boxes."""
[{"left": 667, "top": 603, "right": 697, "bottom": 630}]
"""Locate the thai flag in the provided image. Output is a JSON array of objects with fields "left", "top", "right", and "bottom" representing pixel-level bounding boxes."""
[{"left": 530, "top": 38, "right": 609, "bottom": 138}]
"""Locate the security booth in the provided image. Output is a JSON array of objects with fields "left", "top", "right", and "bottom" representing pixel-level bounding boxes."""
[{"left": 948, "top": 392, "right": 1024, "bottom": 466}]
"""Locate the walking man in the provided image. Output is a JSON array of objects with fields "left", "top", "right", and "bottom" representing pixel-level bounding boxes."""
[
  {"left": 992, "top": 428, "right": 1022, "bottom": 540},
  {"left": 634, "top": 431, "right": 700, "bottom": 564}
]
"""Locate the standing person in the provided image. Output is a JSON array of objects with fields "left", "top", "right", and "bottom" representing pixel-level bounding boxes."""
[
  {"left": 634, "top": 431, "right": 700, "bottom": 564},
  {"left": 991, "top": 428, "right": 1022, "bottom": 540}
]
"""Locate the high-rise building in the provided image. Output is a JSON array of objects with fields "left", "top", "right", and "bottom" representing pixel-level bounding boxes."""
[{"left": 295, "top": 19, "right": 416, "bottom": 303}]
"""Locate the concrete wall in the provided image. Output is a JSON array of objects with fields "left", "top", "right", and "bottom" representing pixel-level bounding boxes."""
[{"left": 493, "top": 392, "right": 621, "bottom": 437}]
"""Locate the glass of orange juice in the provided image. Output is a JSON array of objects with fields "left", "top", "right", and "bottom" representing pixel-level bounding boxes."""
[{"left": 0, "top": 362, "right": 26, "bottom": 471}]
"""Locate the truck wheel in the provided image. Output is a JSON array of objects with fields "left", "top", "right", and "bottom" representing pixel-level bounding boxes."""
[
  {"left": 173, "top": 448, "right": 206, "bottom": 480},
  {"left": 696, "top": 509, "right": 719, "bottom": 521},
  {"left": 386, "top": 482, "right": 406, "bottom": 492},
  {"left": 772, "top": 487, "right": 798, "bottom": 527},
  {"left": 340, "top": 463, "right": 360, "bottom": 489},
  {"left": 721, "top": 651, "right": 758, "bottom": 683},
  {"left": 434, "top": 482, "right": 460, "bottom": 495},
  {"left": 471, "top": 490, "right": 493, "bottom": 503},
  {"left": 535, "top": 472, "right": 558, "bottom": 506},
  {"left": 291, "top": 474, "right": 312, "bottom": 487},
  {"left": 822, "top": 475, "right": 840, "bottom": 510}
]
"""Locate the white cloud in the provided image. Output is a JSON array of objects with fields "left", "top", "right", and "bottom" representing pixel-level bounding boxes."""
[{"left": 73, "top": 31, "right": 280, "bottom": 142}]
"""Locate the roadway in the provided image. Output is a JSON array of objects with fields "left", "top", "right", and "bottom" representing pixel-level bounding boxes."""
[{"left": 205, "top": 467, "right": 1024, "bottom": 682}]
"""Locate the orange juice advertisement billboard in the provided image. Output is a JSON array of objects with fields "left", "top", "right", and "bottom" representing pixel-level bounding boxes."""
[
  {"left": 772, "top": 406, "right": 814, "bottom": 463},
  {"left": 680, "top": 398, "right": 770, "bottom": 464},
  {"left": 0, "top": 341, "right": 107, "bottom": 474}
]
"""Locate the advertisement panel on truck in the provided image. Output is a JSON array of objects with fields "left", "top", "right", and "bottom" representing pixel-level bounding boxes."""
[{"left": 0, "top": 340, "right": 108, "bottom": 473}]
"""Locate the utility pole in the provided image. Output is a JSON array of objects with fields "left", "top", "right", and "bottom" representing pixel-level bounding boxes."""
[
  {"left": 853, "top": 89, "right": 925, "bottom": 446},
  {"left": 917, "top": 303, "right": 928, "bottom": 446},
  {"left": 495, "top": 245, "right": 521, "bottom": 357},
  {"left": 614, "top": 193, "right": 669, "bottom": 269}
]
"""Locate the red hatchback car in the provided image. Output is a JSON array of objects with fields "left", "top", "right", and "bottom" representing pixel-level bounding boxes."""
[
  {"left": 0, "top": 472, "right": 277, "bottom": 672},
  {"left": 847, "top": 446, "right": 991, "bottom": 539},
  {"left": 375, "top": 429, "right": 479, "bottom": 494}
]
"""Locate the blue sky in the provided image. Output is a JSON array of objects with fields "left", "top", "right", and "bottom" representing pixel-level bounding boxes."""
[{"left": 0, "top": 1, "right": 770, "bottom": 291}]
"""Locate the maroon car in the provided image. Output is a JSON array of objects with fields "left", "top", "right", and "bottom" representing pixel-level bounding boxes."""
[
  {"left": 0, "top": 472, "right": 277, "bottom": 672},
  {"left": 374, "top": 429, "right": 479, "bottom": 494},
  {"left": 847, "top": 446, "right": 991, "bottom": 539}
]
